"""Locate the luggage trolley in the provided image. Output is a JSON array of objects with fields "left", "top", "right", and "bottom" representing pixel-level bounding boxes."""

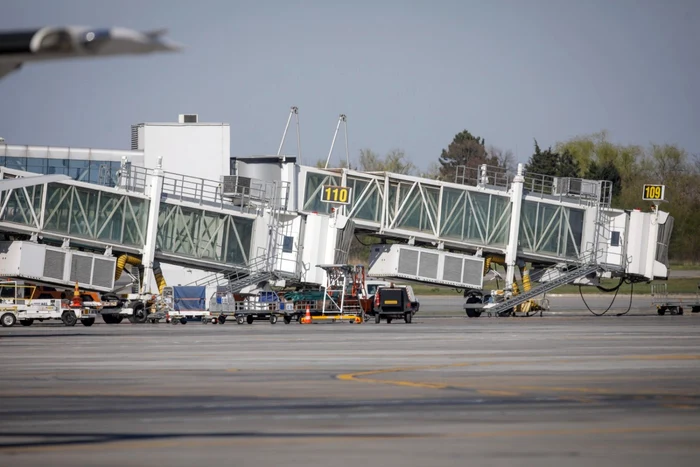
[
  {"left": 210, "top": 289, "right": 285, "bottom": 325},
  {"left": 651, "top": 283, "right": 700, "bottom": 316}
]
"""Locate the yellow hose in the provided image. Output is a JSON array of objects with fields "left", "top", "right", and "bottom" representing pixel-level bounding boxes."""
[
  {"left": 114, "top": 254, "right": 142, "bottom": 281},
  {"left": 522, "top": 265, "right": 531, "bottom": 292},
  {"left": 114, "top": 254, "right": 167, "bottom": 294},
  {"left": 482, "top": 257, "right": 492, "bottom": 276},
  {"left": 153, "top": 262, "right": 167, "bottom": 295}
]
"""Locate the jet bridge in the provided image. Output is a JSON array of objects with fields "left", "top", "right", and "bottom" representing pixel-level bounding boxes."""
[{"left": 0, "top": 159, "right": 299, "bottom": 296}]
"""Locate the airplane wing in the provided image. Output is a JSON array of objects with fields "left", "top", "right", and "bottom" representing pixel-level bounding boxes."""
[
  {"left": 0, "top": 26, "right": 181, "bottom": 80},
  {"left": 0, "top": 61, "right": 21, "bottom": 79}
]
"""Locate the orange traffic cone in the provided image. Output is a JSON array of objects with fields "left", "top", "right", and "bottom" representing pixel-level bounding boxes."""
[
  {"left": 70, "top": 282, "right": 82, "bottom": 308},
  {"left": 301, "top": 305, "right": 312, "bottom": 324}
]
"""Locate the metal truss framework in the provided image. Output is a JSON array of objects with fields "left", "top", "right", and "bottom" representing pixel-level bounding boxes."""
[
  {"left": 302, "top": 168, "right": 587, "bottom": 260},
  {"left": 0, "top": 172, "right": 256, "bottom": 268}
]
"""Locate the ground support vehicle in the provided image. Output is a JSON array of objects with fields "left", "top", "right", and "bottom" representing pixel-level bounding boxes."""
[
  {"left": 0, "top": 281, "right": 97, "bottom": 327},
  {"left": 99, "top": 293, "right": 128, "bottom": 324},
  {"left": 294, "top": 265, "right": 368, "bottom": 324},
  {"left": 210, "top": 290, "right": 285, "bottom": 325},
  {"left": 372, "top": 285, "right": 419, "bottom": 324},
  {"left": 651, "top": 283, "right": 700, "bottom": 315},
  {"left": 161, "top": 286, "right": 213, "bottom": 325}
]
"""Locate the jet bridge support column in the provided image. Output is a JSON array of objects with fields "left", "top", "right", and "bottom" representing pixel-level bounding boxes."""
[
  {"left": 140, "top": 159, "right": 164, "bottom": 295},
  {"left": 504, "top": 164, "right": 525, "bottom": 297}
]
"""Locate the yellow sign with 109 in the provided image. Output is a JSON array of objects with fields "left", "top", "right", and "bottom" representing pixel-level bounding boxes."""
[
  {"left": 321, "top": 185, "right": 352, "bottom": 205},
  {"left": 642, "top": 184, "right": 665, "bottom": 201}
]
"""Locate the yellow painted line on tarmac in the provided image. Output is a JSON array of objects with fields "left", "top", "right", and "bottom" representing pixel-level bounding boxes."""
[
  {"left": 620, "top": 354, "right": 700, "bottom": 361},
  {"left": 476, "top": 389, "right": 521, "bottom": 397}
]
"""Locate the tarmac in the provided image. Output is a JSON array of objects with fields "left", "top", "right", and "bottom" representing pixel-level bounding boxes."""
[{"left": 1, "top": 305, "right": 700, "bottom": 466}]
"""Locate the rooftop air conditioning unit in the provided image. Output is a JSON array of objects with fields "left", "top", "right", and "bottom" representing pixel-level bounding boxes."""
[
  {"left": 178, "top": 114, "right": 198, "bottom": 123},
  {"left": 221, "top": 175, "right": 252, "bottom": 197}
]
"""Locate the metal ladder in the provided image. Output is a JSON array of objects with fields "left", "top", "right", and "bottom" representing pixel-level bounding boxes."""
[{"left": 484, "top": 262, "right": 601, "bottom": 315}]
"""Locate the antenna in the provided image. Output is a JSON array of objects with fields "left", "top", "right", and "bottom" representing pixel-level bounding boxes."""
[
  {"left": 277, "top": 106, "right": 301, "bottom": 163},
  {"left": 324, "top": 114, "right": 349, "bottom": 169}
]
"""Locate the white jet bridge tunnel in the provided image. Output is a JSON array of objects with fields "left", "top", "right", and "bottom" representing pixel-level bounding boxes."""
[{"left": 0, "top": 162, "right": 294, "bottom": 293}]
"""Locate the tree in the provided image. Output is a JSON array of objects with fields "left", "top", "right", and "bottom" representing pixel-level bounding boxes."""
[
  {"left": 438, "top": 130, "right": 499, "bottom": 181},
  {"left": 358, "top": 148, "right": 414, "bottom": 174},
  {"left": 586, "top": 160, "right": 622, "bottom": 199},
  {"left": 487, "top": 145, "right": 516, "bottom": 173},
  {"left": 524, "top": 140, "right": 559, "bottom": 177}
]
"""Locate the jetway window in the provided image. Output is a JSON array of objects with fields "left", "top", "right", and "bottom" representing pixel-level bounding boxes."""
[
  {"left": 303, "top": 172, "right": 341, "bottom": 214},
  {"left": 519, "top": 200, "right": 584, "bottom": 259},
  {"left": 282, "top": 236, "right": 294, "bottom": 253},
  {"left": 611, "top": 231, "right": 620, "bottom": 247}
]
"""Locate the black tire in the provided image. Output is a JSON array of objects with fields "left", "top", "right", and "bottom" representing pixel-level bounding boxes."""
[
  {"left": 180, "top": 317, "right": 187, "bottom": 325},
  {"left": 131, "top": 305, "right": 148, "bottom": 324},
  {"left": 465, "top": 295, "right": 482, "bottom": 318},
  {"left": 246, "top": 315, "right": 254, "bottom": 325},
  {"left": 20, "top": 319, "right": 34, "bottom": 326},
  {"left": 102, "top": 314, "right": 115, "bottom": 324},
  {"left": 81, "top": 318, "right": 95, "bottom": 327},
  {"left": 404, "top": 312, "right": 412, "bottom": 324},
  {"left": 657, "top": 307, "right": 666, "bottom": 316},
  {"left": 386, "top": 317, "right": 393, "bottom": 324},
  {"left": 1, "top": 313, "right": 17, "bottom": 327},
  {"left": 679, "top": 307, "right": 684, "bottom": 315},
  {"left": 270, "top": 314, "right": 278, "bottom": 324},
  {"left": 375, "top": 314, "right": 381, "bottom": 324},
  {"left": 237, "top": 315, "right": 245, "bottom": 325},
  {"left": 61, "top": 310, "right": 77, "bottom": 327},
  {"left": 218, "top": 315, "right": 226, "bottom": 324},
  {"left": 283, "top": 315, "right": 292, "bottom": 324},
  {"left": 692, "top": 306, "right": 700, "bottom": 314}
]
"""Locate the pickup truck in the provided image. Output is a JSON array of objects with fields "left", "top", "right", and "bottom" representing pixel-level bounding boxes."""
[{"left": 372, "top": 285, "right": 419, "bottom": 324}]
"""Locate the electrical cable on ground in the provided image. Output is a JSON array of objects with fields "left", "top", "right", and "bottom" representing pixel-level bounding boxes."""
[
  {"left": 580, "top": 277, "right": 624, "bottom": 316},
  {"left": 615, "top": 280, "right": 634, "bottom": 316}
]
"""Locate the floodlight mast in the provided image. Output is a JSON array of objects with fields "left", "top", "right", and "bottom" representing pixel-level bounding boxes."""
[
  {"left": 324, "top": 114, "right": 349, "bottom": 169},
  {"left": 276, "top": 106, "right": 301, "bottom": 164}
]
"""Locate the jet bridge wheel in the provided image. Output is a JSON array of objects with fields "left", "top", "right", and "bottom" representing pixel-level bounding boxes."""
[
  {"left": 1, "top": 313, "right": 17, "bottom": 327},
  {"left": 465, "top": 295, "right": 483, "bottom": 318}
]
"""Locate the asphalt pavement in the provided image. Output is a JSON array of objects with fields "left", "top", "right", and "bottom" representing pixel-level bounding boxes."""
[{"left": 1, "top": 312, "right": 700, "bottom": 467}]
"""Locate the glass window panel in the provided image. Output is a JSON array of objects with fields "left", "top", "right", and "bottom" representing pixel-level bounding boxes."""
[
  {"left": 47, "top": 159, "right": 69, "bottom": 175},
  {"left": 26, "top": 157, "right": 47, "bottom": 174},
  {"left": 68, "top": 159, "right": 89, "bottom": 182},
  {"left": 5, "top": 156, "right": 26, "bottom": 171}
]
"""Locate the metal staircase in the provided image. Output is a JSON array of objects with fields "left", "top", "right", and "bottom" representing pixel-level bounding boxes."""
[
  {"left": 483, "top": 262, "right": 601, "bottom": 315},
  {"left": 481, "top": 180, "right": 616, "bottom": 316},
  {"left": 186, "top": 179, "right": 300, "bottom": 293}
]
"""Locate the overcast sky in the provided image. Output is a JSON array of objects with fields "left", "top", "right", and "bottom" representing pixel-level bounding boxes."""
[{"left": 1, "top": 0, "right": 698, "bottom": 170}]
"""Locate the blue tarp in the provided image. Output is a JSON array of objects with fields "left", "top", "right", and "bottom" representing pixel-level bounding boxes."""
[{"left": 173, "top": 286, "right": 206, "bottom": 311}]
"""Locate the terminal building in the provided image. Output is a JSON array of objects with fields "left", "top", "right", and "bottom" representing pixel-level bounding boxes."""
[{"left": 0, "top": 114, "right": 233, "bottom": 294}]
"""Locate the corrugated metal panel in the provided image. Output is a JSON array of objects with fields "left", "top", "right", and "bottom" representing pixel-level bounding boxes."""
[
  {"left": 462, "top": 259, "right": 483, "bottom": 287},
  {"left": 92, "top": 258, "right": 114, "bottom": 289},
  {"left": 419, "top": 251, "right": 439, "bottom": 279},
  {"left": 43, "top": 249, "right": 65, "bottom": 280},
  {"left": 70, "top": 255, "right": 92, "bottom": 284},
  {"left": 398, "top": 248, "right": 418, "bottom": 275},
  {"left": 443, "top": 255, "right": 462, "bottom": 283}
]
